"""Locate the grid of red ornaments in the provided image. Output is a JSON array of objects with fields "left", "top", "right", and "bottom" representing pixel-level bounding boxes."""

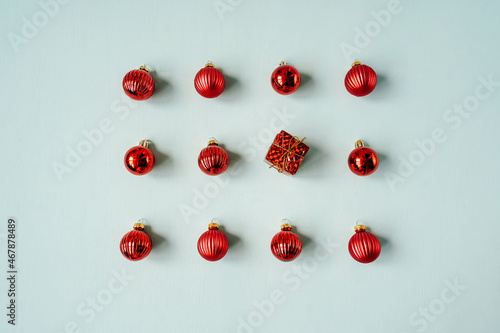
[{"left": 120, "top": 61, "right": 382, "bottom": 264}]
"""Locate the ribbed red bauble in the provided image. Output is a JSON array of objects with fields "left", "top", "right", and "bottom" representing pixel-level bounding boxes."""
[
  {"left": 194, "top": 63, "right": 225, "bottom": 98},
  {"left": 120, "top": 222, "right": 152, "bottom": 261},
  {"left": 124, "top": 140, "right": 155, "bottom": 175},
  {"left": 348, "top": 225, "right": 381, "bottom": 264},
  {"left": 197, "top": 221, "right": 229, "bottom": 261},
  {"left": 344, "top": 61, "right": 377, "bottom": 97},
  {"left": 347, "top": 140, "right": 379, "bottom": 176},
  {"left": 270, "top": 221, "right": 302, "bottom": 261},
  {"left": 122, "top": 66, "right": 155, "bottom": 100},
  {"left": 271, "top": 61, "right": 301, "bottom": 95},
  {"left": 198, "top": 138, "right": 229, "bottom": 176}
]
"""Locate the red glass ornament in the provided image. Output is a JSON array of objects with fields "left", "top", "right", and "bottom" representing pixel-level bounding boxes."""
[
  {"left": 271, "top": 61, "right": 301, "bottom": 95},
  {"left": 348, "top": 225, "right": 381, "bottom": 264},
  {"left": 348, "top": 140, "right": 379, "bottom": 176},
  {"left": 198, "top": 138, "right": 229, "bottom": 176},
  {"left": 197, "top": 221, "right": 229, "bottom": 261},
  {"left": 194, "top": 63, "right": 225, "bottom": 98},
  {"left": 124, "top": 140, "right": 155, "bottom": 175},
  {"left": 122, "top": 66, "right": 155, "bottom": 100},
  {"left": 120, "top": 222, "right": 152, "bottom": 261},
  {"left": 344, "top": 61, "right": 377, "bottom": 97},
  {"left": 271, "top": 221, "right": 302, "bottom": 261}
]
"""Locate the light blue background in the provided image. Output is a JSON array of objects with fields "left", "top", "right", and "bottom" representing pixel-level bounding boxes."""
[{"left": 1, "top": 0, "right": 500, "bottom": 332}]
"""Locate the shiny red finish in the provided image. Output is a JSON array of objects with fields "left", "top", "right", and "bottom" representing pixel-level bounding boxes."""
[
  {"left": 122, "top": 67, "right": 155, "bottom": 100},
  {"left": 344, "top": 63, "right": 377, "bottom": 97},
  {"left": 348, "top": 146, "right": 378, "bottom": 176},
  {"left": 198, "top": 141, "right": 229, "bottom": 176},
  {"left": 194, "top": 64, "right": 225, "bottom": 98},
  {"left": 348, "top": 228, "right": 381, "bottom": 264},
  {"left": 197, "top": 225, "right": 229, "bottom": 261},
  {"left": 271, "top": 226, "right": 302, "bottom": 261},
  {"left": 120, "top": 225, "right": 152, "bottom": 261},
  {"left": 124, "top": 145, "right": 155, "bottom": 175},
  {"left": 271, "top": 63, "right": 301, "bottom": 95}
]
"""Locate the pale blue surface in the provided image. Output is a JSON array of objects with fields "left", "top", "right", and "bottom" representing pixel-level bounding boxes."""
[{"left": 1, "top": 1, "right": 500, "bottom": 332}]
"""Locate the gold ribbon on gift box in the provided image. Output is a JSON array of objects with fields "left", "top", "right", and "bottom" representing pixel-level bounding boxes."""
[{"left": 269, "top": 136, "right": 307, "bottom": 173}]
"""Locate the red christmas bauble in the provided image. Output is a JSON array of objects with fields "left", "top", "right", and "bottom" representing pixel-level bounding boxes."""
[
  {"left": 348, "top": 225, "right": 381, "bottom": 264},
  {"left": 120, "top": 222, "right": 152, "bottom": 261},
  {"left": 348, "top": 140, "right": 379, "bottom": 176},
  {"left": 122, "top": 66, "right": 155, "bottom": 100},
  {"left": 198, "top": 138, "right": 229, "bottom": 176},
  {"left": 124, "top": 140, "right": 155, "bottom": 175},
  {"left": 197, "top": 222, "right": 229, "bottom": 261},
  {"left": 271, "top": 61, "right": 301, "bottom": 95},
  {"left": 194, "top": 63, "right": 225, "bottom": 98},
  {"left": 344, "top": 62, "right": 377, "bottom": 97},
  {"left": 271, "top": 223, "right": 302, "bottom": 261}
]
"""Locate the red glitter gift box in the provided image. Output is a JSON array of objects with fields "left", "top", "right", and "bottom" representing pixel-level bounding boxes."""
[{"left": 265, "top": 130, "right": 309, "bottom": 175}]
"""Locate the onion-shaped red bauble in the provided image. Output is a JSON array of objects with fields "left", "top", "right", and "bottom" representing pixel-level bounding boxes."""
[
  {"left": 124, "top": 140, "right": 155, "bottom": 175},
  {"left": 344, "top": 62, "right": 377, "bottom": 97},
  {"left": 271, "top": 61, "right": 300, "bottom": 95},
  {"left": 197, "top": 222, "right": 229, "bottom": 261},
  {"left": 194, "top": 63, "right": 225, "bottom": 98},
  {"left": 198, "top": 138, "right": 229, "bottom": 176},
  {"left": 348, "top": 140, "right": 379, "bottom": 176},
  {"left": 120, "top": 222, "right": 152, "bottom": 261},
  {"left": 122, "top": 66, "right": 155, "bottom": 100},
  {"left": 348, "top": 225, "right": 381, "bottom": 264},
  {"left": 271, "top": 222, "right": 302, "bottom": 261}
]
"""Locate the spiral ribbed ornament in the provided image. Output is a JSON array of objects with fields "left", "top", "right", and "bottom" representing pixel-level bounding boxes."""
[
  {"left": 194, "top": 63, "right": 225, "bottom": 98},
  {"left": 348, "top": 225, "right": 381, "bottom": 264},
  {"left": 198, "top": 138, "right": 229, "bottom": 176},
  {"left": 120, "top": 222, "right": 152, "bottom": 261},
  {"left": 270, "top": 223, "right": 302, "bottom": 261},
  {"left": 344, "top": 62, "right": 377, "bottom": 97},
  {"left": 197, "top": 222, "right": 229, "bottom": 261},
  {"left": 122, "top": 66, "right": 155, "bottom": 100}
]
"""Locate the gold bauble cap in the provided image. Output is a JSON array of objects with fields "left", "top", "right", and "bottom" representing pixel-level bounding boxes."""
[
  {"left": 281, "top": 223, "right": 292, "bottom": 231},
  {"left": 354, "top": 225, "right": 366, "bottom": 232},
  {"left": 134, "top": 223, "right": 145, "bottom": 230}
]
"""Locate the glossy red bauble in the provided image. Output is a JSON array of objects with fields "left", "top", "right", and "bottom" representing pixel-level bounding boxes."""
[
  {"left": 348, "top": 225, "right": 381, "bottom": 264},
  {"left": 124, "top": 140, "right": 155, "bottom": 175},
  {"left": 197, "top": 222, "right": 229, "bottom": 261},
  {"left": 198, "top": 138, "right": 229, "bottom": 176},
  {"left": 344, "top": 62, "right": 377, "bottom": 97},
  {"left": 271, "top": 222, "right": 302, "bottom": 261},
  {"left": 122, "top": 66, "right": 155, "bottom": 100},
  {"left": 120, "top": 222, "right": 152, "bottom": 261},
  {"left": 348, "top": 140, "right": 379, "bottom": 176},
  {"left": 271, "top": 61, "right": 301, "bottom": 95},
  {"left": 194, "top": 63, "right": 225, "bottom": 98}
]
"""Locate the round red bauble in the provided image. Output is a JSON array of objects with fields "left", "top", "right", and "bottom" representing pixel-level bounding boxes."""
[
  {"left": 348, "top": 140, "right": 379, "bottom": 176},
  {"left": 271, "top": 223, "right": 302, "bottom": 261},
  {"left": 198, "top": 138, "right": 229, "bottom": 176},
  {"left": 120, "top": 222, "right": 152, "bottom": 261},
  {"left": 344, "top": 62, "right": 377, "bottom": 97},
  {"left": 194, "top": 63, "right": 225, "bottom": 98},
  {"left": 271, "top": 61, "right": 300, "bottom": 95},
  {"left": 124, "top": 140, "right": 155, "bottom": 175},
  {"left": 197, "top": 222, "right": 229, "bottom": 261},
  {"left": 122, "top": 66, "right": 155, "bottom": 100},
  {"left": 348, "top": 225, "right": 381, "bottom": 264}
]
